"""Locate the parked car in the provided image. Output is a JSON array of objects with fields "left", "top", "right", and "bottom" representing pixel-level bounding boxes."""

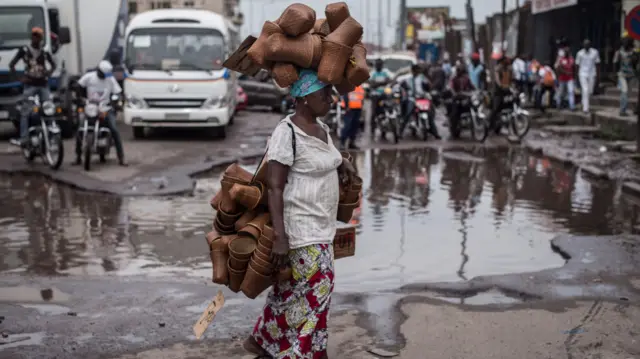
[
  {"left": 236, "top": 86, "right": 248, "bottom": 112},
  {"left": 238, "top": 70, "right": 288, "bottom": 112}
]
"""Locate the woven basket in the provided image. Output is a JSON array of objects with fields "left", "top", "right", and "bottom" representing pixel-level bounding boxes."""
[
  {"left": 325, "top": 16, "right": 363, "bottom": 47},
  {"left": 235, "top": 209, "right": 258, "bottom": 231},
  {"left": 210, "top": 191, "right": 221, "bottom": 210},
  {"left": 317, "top": 39, "right": 353, "bottom": 85},
  {"left": 346, "top": 42, "right": 370, "bottom": 86},
  {"left": 312, "top": 18, "right": 331, "bottom": 37},
  {"left": 240, "top": 262, "right": 273, "bottom": 299},
  {"left": 223, "top": 163, "right": 254, "bottom": 183},
  {"left": 229, "top": 183, "right": 262, "bottom": 210},
  {"left": 325, "top": 2, "right": 351, "bottom": 32},
  {"left": 334, "top": 77, "right": 355, "bottom": 95},
  {"left": 227, "top": 258, "right": 246, "bottom": 292},
  {"left": 276, "top": 3, "right": 316, "bottom": 37},
  {"left": 247, "top": 21, "right": 282, "bottom": 69},
  {"left": 337, "top": 199, "right": 359, "bottom": 223},
  {"left": 272, "top": 63, "right": 299, "bottom": 88},
  {"left": 264, "top": 33, "right": 320, "bottom": 69},
  {"left": 229, "top": 235, "right": 257, "bottom": 260}
]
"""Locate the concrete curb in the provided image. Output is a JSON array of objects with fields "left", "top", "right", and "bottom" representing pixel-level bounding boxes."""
[{"left": 0, "top": 149, "right": 265, "bottom": 197}]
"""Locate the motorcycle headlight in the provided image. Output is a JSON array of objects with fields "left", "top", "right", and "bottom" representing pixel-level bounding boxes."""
[
  {"left": 519, "top": 92, "right": 526, "bottom": 104},
  {"left": 42, "top": 101, "right": 55, "bottom": 116},
  {"left": 126, "top": 95, "right": 147, "bottom": 109},
  {"left": 202, "top": 95, "right": 228, "bottom": 109},
  {"left": 85, "top": 103, "right": 99, "bottom": 117}
]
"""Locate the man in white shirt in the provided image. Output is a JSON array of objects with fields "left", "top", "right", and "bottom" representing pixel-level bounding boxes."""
[
  {"left": 575, "top": 39, "right": 600, "bottom": 113},
  {"left": 74, "top": 60, "right": 127, "bottom": 166},
  {"left": 511, "top": 54, "right": 527, "bottom": 94}
]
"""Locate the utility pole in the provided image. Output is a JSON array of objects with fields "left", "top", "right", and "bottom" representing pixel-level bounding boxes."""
[
  {"left": 377, "top": 0, "right": 383, "bottom": 51},
  {"left": 501, "top": 0, "right": 506, "bottom": 53},
  {"left": 466, "top": 0, "right": 476, "bottom": 51},
  {"left": 366, "top": 0, "right": 370, "bottom": 44},
  {"left": 399, "top": 0, "right": 407, "bottom": 51}
]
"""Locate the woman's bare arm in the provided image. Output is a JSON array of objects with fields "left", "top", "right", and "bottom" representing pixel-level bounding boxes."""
[{"left": 267, "top": 160, "right": 290, "bottom": 268}]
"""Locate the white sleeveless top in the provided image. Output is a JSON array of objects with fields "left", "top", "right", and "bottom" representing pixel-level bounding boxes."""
[{"left": 266, "top": 116, "right": 343, "bottom": 249}]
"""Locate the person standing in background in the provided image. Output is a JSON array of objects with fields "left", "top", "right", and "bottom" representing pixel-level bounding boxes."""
[
  {"left": 468, "top": 53, "right": 486, "bottom": 90},
  {"left": 511, "top": 54, "right": 527, "bottom": 94},
  {"left": 613, "top": 37, "right": 638, "bottom": 116},
  {"left": 527, "top": 56, "right": 540, "bottom": 102},
  {"left": 575, "top": 39, "right": 600, "bottom": 113},
  {"left": 536, "top": 61, "right": 556, "bottom": 113},
  {"left": 340, "top": 85, "right": 364, "bottom": 149},
  {"left": 555, "top": 46, "right": 576, "bottom": 111}
]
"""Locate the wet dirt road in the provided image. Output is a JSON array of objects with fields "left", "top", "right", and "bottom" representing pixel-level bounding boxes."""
[
  {"left": 2, "top": 146, "right": 640, "bottom": 358},
  {"left": 0, "top": 147, "right": 637, "bottom": 286}
]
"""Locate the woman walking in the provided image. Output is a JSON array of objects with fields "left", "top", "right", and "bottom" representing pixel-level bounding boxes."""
[{"left": 244, "top": 69, "right": 356, "bottom": 359}]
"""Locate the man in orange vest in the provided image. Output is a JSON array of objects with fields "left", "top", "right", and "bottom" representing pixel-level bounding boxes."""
[{"left": 340, "top": 85, "right": 364, "bottom": 149}]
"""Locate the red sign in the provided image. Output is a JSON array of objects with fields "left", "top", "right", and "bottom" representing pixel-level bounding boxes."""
[
  {"left": 531, "top": 0, "right": 578, "bottom": 15},
  {"left": 625, "top": 5, "right": 640, "bottom": 40}
]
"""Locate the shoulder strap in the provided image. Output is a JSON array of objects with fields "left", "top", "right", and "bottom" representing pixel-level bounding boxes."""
[{"left": 250, "top": 120, "right": 296, "bottom": 183}]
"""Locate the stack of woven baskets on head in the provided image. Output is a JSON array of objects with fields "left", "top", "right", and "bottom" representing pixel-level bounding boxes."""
[
  {"left": 206, "top": 151, "right": 361, "bottom": 299},
  {"left": 244, "top": 1, "right": 369, "bottom": 93}
]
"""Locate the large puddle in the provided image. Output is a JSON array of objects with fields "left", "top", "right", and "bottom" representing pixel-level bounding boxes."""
[{"left": 1, "top": 147, "right": 638, "bottom": 292}]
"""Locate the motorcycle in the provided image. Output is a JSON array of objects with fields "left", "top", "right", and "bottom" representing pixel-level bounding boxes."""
[
  {"left": 372, "top": 85, "right": 401, "bottom": 143},
  {"left": 13, "top": 94, "right": 65, "bottom": 169},
  {"left": 498, "top": 89, "right": 530, "bottom": 141},
  {"left": 405, "top": 94, "right": 436, "bottom": 140},
  {"left": 323, "top": 89, "right": 345, "bottom": 136},
  {"left": 446, "top": 91, "right": 489, "bottom": 142},
  {"left": 78, "top": 95, "right": 118, "bottom": 171}
]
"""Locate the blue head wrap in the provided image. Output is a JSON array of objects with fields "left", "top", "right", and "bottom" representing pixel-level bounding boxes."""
[{"left": 290, "top": 69, "right": 327, "bottom": 98}]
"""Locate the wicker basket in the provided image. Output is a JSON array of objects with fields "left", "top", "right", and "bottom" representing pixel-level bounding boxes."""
[
  {"left": 276, "top": 3, "right": 316, "bottom": 37},
  {"left": 223, "top": 163, "right": 254, "bottom": 183},
  {"left": 325, "top": 2, "right": 350, "bottom": 32},
  {"left": 229, "top": 235, "right": 258, "bottom": 260},
  {"left": 346, "top": 42, "right": 370, "bottom": 86},
  {"left": 272, "top": 63, "right": 299, "bottom": 88},
  {"left": 229, "top": 183, "right": 262, "bottom": 210},
  {"left": 247, "top": 21, "right": 282, "bottom": 69},
  {"left": 317, "top": 39, "right": 353, "bottom": 85},
  {"left": 235, "top": 209, "right": 258, "bottom": 231},
  {"left": 335, "top": 77, "right": 355, "bottom": 95},
  {"left": 264, "top": 33, "right": 321, "bottom": 69},
  {"left": 240, "top": 262, "right": 273, "bottom": 299},
  {"left": 312, "top": 18, "right": 331, "bottom": 37},
  {"left": 326, "top": 16, "right": 363, "bottom": 47},
  {"left": 337, "top": 199, "right": 359, "bottom": 223}
]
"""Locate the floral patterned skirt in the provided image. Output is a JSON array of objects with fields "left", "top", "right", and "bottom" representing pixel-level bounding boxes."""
[{"left": 252, "top": 243, "right": 335, "bottom": 359}]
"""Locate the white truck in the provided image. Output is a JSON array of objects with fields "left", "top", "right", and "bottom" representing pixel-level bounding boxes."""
[{"left": 0, "top": 0, "right": 127, "bottom": 137}]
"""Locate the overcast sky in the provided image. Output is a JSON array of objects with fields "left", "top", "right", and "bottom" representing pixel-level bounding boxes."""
[{"left": 239, "top": 0, "right": 519, "bottom": 45}]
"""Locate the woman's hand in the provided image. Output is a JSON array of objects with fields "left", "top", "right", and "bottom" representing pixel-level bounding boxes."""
[
  {"left": 338, "top": 158, "right": 357, "bottom": 187},
  {"left": 271, "top": 233, "right": 290, "bottom": 269}
]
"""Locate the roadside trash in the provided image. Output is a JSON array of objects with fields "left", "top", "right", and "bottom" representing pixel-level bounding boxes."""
[
  {"left": 205, "top": 151, "right": 359, "bottom": 298},
  {"left": 158, "top": 322, "right": 165, "bottom": 328},
  {"left": 1, "top": 332, "right": 8, "bottom": 338},
  {"left": 223, "top": 2, "right": 370, "bottom": 93},
  {"left": 193, "top": 290, "right": 225, "bottom": 340},
  {"left": 67, "top": 311, "right": 77, "bottom": 316}
]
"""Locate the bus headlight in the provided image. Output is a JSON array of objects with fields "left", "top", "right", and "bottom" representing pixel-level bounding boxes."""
[
  {"left": 126, "top": 95, "right": 147, "bottom": 109},
  {"left": 202, "top": 95, "right": 227, "bottom": 109}
]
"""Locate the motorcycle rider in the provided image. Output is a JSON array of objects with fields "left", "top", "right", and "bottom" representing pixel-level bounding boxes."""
[
  {"left": 401, "top": 64, "right": 440, "bottom": 139},
  {"left": 369, "top": 59, "right": 393, "bottom": 109},
  {"left": 9, "top": 27, "right": 57, "bottom": 146},
  {"left": 73, "top": 60, "right": 127, "bottom": 166},
  {"left": 448, "top": 63, "right": 476, "bottom": 139},
  {"left": 468, "top": 53, "right": 486, "bottom": 90},
  {"left": 488, "top": 54, "right": 513, "bottom": 134}
]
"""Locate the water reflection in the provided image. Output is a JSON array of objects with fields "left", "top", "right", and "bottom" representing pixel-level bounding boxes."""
[{"left": 0, "top": 148, "right": 639, "bottom": 291}]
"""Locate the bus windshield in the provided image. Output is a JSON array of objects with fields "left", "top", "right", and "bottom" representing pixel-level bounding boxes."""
[
  {"left": 126, "top": 27, "right": 225, "bottom": 72},
  {"left": 0, "top": 6, "right": 46, "bottom": 50}
]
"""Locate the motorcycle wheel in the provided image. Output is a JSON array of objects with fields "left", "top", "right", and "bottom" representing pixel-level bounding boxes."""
[
  {"left": 99, "top": 150, "right": 107, "bottom": 163},
  {"left": 388, "top": 121, "right": 399, "bottom": 144},
  {"left": 449, "top": 118, "right": 461, "bottom": 139},
  {"left": 510, "top": 113, "right": 530, "bottom": 140},
  {"left": 46, "top": 134, "right": 64, "bottom": 170},
  {"left": 84, "top": 133, "right": 93, "bottom": 171},
  {"left": 471, "top": 114, "right": 489, "bottom": 143}
]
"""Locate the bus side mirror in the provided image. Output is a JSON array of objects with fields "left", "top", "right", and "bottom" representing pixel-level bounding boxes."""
[{"left": 58, "top": 27, "right": 71, "bottom": 45}]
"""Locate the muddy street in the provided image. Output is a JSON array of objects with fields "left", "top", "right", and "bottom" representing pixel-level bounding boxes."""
[{"left": 2, "top": 146, "right": 640, "bottom": 358}]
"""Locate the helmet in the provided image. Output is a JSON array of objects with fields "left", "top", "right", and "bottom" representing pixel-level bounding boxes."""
[
  {"left": 98, "top": 60, "right": 113, "bottom": 75},
  {"left": 31, "top": 27, "right": 44, "bottom": 37},
  {"left": 471, "top": 52, "right": 480, "bottom": 61}
]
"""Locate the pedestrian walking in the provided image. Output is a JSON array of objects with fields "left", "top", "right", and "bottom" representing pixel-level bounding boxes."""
[
  {"left": 340, "top": 85, "right": 364, "bottom": 149},
  {"left": 555, "top": 46, "right": 576, "bottom": 111},
  {"left": 244, "top": 69, "right": 357, "bottom": 359},
  {"left": 536, "top": 62, "right": 556, "bottom": 113},
  {"left": 613, "top": 37, "right": 638, "bottom": 116},
  {"left": 527, "top": 57, "right": 541, "bottom": 102},
  {"left": 575, "top": 39, "right": 600, "bottom": 113}
]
